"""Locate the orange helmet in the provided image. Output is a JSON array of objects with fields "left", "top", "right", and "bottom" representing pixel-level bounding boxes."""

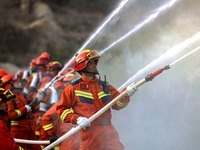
[
  {"left": 36, "top": 57, "right": 48, "bottom": 66},
  {"left": 0, "top": 74, "right": 17, "bottom": 90},
  {"left": 0, "top": 69, "right": 8, "bottom": 78},
  {"left": 47, "top": 61, "right": 63, "bottom": 71},
  {"left": 40, "top": 51, "right": 51, "bottom": 62},
  {"left": 74, "top": 50, "right": 101, "bottom": 71}
]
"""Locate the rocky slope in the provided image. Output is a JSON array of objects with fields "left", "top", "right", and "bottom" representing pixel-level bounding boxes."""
[{"left": 0, "top": 0, "right": 117, "bottom": 69}]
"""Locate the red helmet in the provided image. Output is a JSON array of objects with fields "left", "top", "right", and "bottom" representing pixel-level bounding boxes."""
[
  {"left": 74, "top": 50, "right": 101, "bottom": 71},
  {"left": 40, "top": 51, "right": 51, "bottom": 62},
  {"left": 0, "top": 69, "right": 8, "bottom": 78},
  {"left": 47, "top": 61, "right": 62, "bottom": 71},
  {"left": 0, "top": 74, "right": 17, "bottom": 90},
  {"left": 36, "top": 57, "right": 48, "bottom": 66}
]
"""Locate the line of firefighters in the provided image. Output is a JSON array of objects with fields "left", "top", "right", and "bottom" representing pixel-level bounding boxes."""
[{"left": 0, "top": 51, "right": 80, "bottom": 150}]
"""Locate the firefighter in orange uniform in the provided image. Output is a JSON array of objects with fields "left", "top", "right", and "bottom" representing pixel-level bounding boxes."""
[
  {"left": 41, "top": 73, "right": 80, "bottom": 150},
  {"left": 1, "top": 74, "right": 41, "bottom": 150},
  {"left": 33, "top": 61, "right": 63, "bottom": 141},
  {"left": 42, "top": 102, "right": 80, "bottom": 150},
  {"left": 0, "top": 87, "right": 26, "bottom": 150},
  {"left": 56, "top": 49, "right": 137, "bottom": 150}
]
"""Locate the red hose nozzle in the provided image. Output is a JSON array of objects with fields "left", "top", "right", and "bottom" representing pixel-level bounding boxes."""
[{"left": 145, "top": 65, "right": 169, "bottom": 82}]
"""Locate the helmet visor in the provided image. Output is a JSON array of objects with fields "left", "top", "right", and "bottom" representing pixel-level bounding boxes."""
[{"left": 76, "top": 50, "right": 100, "bottom": 66}]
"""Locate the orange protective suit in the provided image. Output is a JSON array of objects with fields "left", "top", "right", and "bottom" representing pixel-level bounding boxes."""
[
  {"left": 0, "top": 115, "right": 25, "bottom": 150},
  {"left": 56, "top": 76, "right": 130, "bottom": 150},
  {"left": 7, "top": 88, "right": 41, "bottom": 150},
  {"left": 42, "top": 102, "right": 80, "bottom": 150},
  {"left": 33, "top": 71, "right": 53, "bottom": 139}
]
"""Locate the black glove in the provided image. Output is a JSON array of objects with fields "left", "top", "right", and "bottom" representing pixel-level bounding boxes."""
[{"left": 50, "top": 133, "right": 58, "bottom": 143}]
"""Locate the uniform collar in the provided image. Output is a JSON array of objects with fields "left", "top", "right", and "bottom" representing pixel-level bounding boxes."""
[{"left": 82, "top": 75, "right": 98, "bottom": 84}]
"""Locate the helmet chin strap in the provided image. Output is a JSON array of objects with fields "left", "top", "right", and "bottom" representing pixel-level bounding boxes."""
[{"left": 81, "top": 69, "right": 99, "bottom": 75}]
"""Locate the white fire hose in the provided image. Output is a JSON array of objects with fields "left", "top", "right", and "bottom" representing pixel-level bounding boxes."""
[{"left": 14, "top": 138, "right": 50, "bottom": 145}]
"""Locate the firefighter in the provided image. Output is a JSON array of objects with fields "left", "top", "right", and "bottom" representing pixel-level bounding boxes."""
[
  {"left": 56, "top": 49, "right": 137, "bottom": 150},
  {"left": 33, "top": 61, "right": 63, "bottom": 143},
  {"left": 23, "top": 52, "right": 51, "bottom": 95},
  {"left": 0, "top": 87, "right": 26, "bottom": 150},
  {"left": 1, "top": 74, "right": 41, "bottom": 150},
  {"left": 41, "top": 73, "right": 80, "bottom": 150}
]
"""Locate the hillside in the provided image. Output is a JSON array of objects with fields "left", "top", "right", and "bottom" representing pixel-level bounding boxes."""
[{"left": 0, "top": 0, "right": 117, "bottom": 69}]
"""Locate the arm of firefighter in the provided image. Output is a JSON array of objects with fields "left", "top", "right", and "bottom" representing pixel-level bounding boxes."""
[
  {"left": 7, "top": 100, "right": 29, "bottom": 120},
  {"left": 42, "top": 103, "right": 57, "bottom": 136},
  {"left": 109, "top": 85, "right": 131, "bottom": 110},
  {"left": 26, "top": 93, "right": 40, "bottom": 113},
  {"left": 56, "top": 85, "right": 80, "bottom": 124}
]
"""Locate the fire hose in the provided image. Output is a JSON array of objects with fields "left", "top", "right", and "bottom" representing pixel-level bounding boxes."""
[{"left": 14, "top": 138, "right": 50, "bottom": 145}]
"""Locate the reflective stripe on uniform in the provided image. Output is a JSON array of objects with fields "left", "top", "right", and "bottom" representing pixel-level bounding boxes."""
[
  {"left": 10, "top": 120, "right": 19, "bottom": 125},
  {"left": 98, "top": 91, "right": 110, "bottom": 99},
  {"left": 40, "top": 145, "right": 44, "bottom": 149},
  {"left": 75, "top": 90, "right": 94, "bottom": 99},
  {"left": 43, "top": 123, "right": 53, "bottom": 131},
  {"left": 54, "top": 146, "right": 60, "bottom": 150},
  {"left": 75, "top": 90, "right": 94, "bottom": 104},
  {"left": 98, "top": 91, "right": 111, "bottom": 103},
  {"left": 14, "top": 109, "right": 22, "bottom": 117},
  {"left": 19, "top": 146, "right": 24, "bottom": 150},
  {"left": 116, "top": 100, "right": 128, "bottom": 107},
  {"left": 35, "top": 131, "right": 40, "bottom": 136},
  {"left": 60, "top": 109, "right": 74, "bottom": 122}
]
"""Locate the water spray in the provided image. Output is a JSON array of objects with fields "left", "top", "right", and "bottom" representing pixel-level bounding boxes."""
[
  {"left": 100, "top": 0, "right": 177, "bottom": 55},
  {"left": 169, "top": 45, "right": 200, "bottom": 67},
  {"left": 64, "top": 0, "right": 130, "bottom": 70},
  {"left": 123, "top": 45, "right": 200, "bottom": 89},
  {"left": 118, "top": 32, "right": 200, "bottom": 91}
]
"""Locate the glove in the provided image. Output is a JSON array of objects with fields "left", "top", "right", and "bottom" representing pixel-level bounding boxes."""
[
  {"left": 126, "top": 83, "right": 138, "bottom": 97},
  {"left": 25, "top": 105, "right": 31, "bottom": 112},
  {"left": 50, "top": 133, "right": 58, "bottom": 143},
  {"left": 77, "top": 117, "right": 91, "bottom": 130},
  {"left": 36, "top": 92, "right": 45, "bottom": 101}
]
